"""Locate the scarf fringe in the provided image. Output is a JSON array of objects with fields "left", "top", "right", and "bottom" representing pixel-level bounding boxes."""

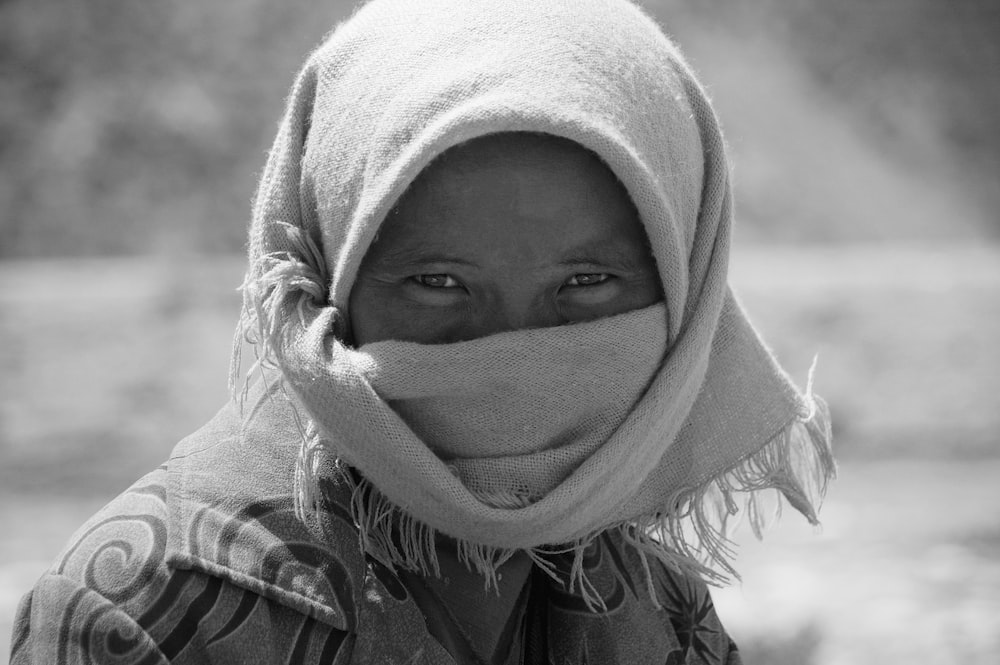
[
  {"left": 231, "top": 224, "right": 837, "bottom": 611},
  {"left": 288, "top": 385, "right": 834, "bottom": 611},
  {"left": 230, "top": 221, "right": 331, "bottom": 409}
]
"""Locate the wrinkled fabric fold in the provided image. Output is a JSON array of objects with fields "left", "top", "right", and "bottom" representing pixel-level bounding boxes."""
[
  {"left": 231, "top": 0, "right": 836, "bottom": 599},
  {"left": 351, "top": 303, "right": 668, "bottom": 503}
]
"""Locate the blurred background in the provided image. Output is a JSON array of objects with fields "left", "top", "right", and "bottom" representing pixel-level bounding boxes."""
[{"left": 1, "top": 0, "right": 998, "bottom": 662}]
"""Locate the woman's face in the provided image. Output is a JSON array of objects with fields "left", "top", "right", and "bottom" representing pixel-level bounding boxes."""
[{"left": 349, "top": 133, "right": 663, "bottom": 345}]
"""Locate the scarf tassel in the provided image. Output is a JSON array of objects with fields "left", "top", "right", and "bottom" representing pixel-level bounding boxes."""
[
  {"left": 234, "top": 224, "right": 837, "bottom": 612},
  {"left": 230, "top": 221, "right": 330, "bottom": 407},
  {"left": 291, "top": 390, "right": 834, "bottom": 612}
]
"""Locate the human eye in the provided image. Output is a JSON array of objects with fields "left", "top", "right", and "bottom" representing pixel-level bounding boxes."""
[
  {"left": 565, "top": 273, "right": 611, "bottom": 287},
  {"left": 413, "top": 273, "right": 461, "bottom": 288}
]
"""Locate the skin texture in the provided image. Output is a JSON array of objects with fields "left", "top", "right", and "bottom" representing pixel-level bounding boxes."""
[{"left": 348, "top": 132, "right": 663, "bottom": 345}]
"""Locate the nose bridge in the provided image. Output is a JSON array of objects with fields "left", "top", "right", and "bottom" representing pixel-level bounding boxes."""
[{"left": 477, "top": 284, "right": 560, "bottom": 337}]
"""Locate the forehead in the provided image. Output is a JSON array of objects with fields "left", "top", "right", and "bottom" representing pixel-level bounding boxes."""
[
  {"left": 367, "top": 132, "right": 649, "bottom": 256},
  {"left": 426, "top": 133, "right": 617, "bottom": 201}
]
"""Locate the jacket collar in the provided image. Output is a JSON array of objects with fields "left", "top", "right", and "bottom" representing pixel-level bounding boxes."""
[{"left": 162, "top": 381, "right": 364, "bottom": 631}]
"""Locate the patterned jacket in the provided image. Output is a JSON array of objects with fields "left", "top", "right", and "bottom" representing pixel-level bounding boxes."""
[{"left": 10, "top": 394, "right": 743, "bottom": 664}]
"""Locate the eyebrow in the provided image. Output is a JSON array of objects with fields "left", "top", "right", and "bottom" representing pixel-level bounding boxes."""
[
  {"left": 557, "top": 238, "right": 655, "bottom": 272},
  {"left": 366, "top": 229, "right": 656, "bottom": 272},
  {"left": 368, "top": 241, "right": 481, "bottom": 269}
]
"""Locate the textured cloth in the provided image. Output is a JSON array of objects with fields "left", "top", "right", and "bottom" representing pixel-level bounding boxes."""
[
  {"left": 10, "top": 390, "right": 743, "bottom": 664},
  {"left": 351, "top": 303, "right": 667, "bottom": 505},
  {"left": 236, "top": 0, "right": 834, "bottom": 590}
]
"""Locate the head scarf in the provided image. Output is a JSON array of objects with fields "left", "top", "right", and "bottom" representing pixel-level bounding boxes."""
[{"left": 233, "top": 0, "right": 835, "bottom": 601}]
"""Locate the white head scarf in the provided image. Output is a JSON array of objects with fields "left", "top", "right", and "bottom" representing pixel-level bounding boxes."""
[{"left": 233, "top": 0, "right": 834, "bottom": 598}]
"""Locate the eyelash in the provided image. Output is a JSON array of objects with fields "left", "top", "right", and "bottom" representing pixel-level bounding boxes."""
[
  {"left": 412, "top": 273, "right": 611, "bottom": 288},
  {"left": 413, "top": 274, "right": 461, "bottom": 288},
  {"left": 565, "top": 273, "right": 610, "bottom": 287}
]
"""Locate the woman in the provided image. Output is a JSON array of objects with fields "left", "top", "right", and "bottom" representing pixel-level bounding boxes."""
[{"left": 10, "top": 0, "right": 834, "bottom": 663}]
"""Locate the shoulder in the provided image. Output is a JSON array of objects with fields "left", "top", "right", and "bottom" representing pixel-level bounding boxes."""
[
  {"left": 9, "top": 400, "right": 367, "bottom": 664},
  {"left": 535, "top": 531, "right": 743, "bottom": 665},
  {"left": 11, "top": 564, "right": 355, "bottom": 665}
]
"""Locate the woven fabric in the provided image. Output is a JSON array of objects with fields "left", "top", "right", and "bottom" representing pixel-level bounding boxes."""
[
  {"left": 9, "top": 391, "right": 743, "bottom": 663},
  {"left": 234, "top": 0, "right": 835, "bottom": 589},
  {"left": 352, "top": 303, "right": 668, "bottom": 505}
]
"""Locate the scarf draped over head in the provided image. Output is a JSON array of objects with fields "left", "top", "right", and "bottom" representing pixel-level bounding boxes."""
[{"left": 232, "top": 0, "right": 835, "bottom": 603}]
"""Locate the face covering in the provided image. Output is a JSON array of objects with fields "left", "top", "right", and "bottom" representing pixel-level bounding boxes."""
[
  {"left": 232, "top": 0, "right": 835, "bottom": 605},
  {"left": 350, "top": 304, "right": 668, "bottom": 508}
]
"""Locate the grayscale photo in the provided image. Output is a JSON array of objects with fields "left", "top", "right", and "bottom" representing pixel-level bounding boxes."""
[{"left": 2, "top": 1, "right": 998, "bottom": 663}]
